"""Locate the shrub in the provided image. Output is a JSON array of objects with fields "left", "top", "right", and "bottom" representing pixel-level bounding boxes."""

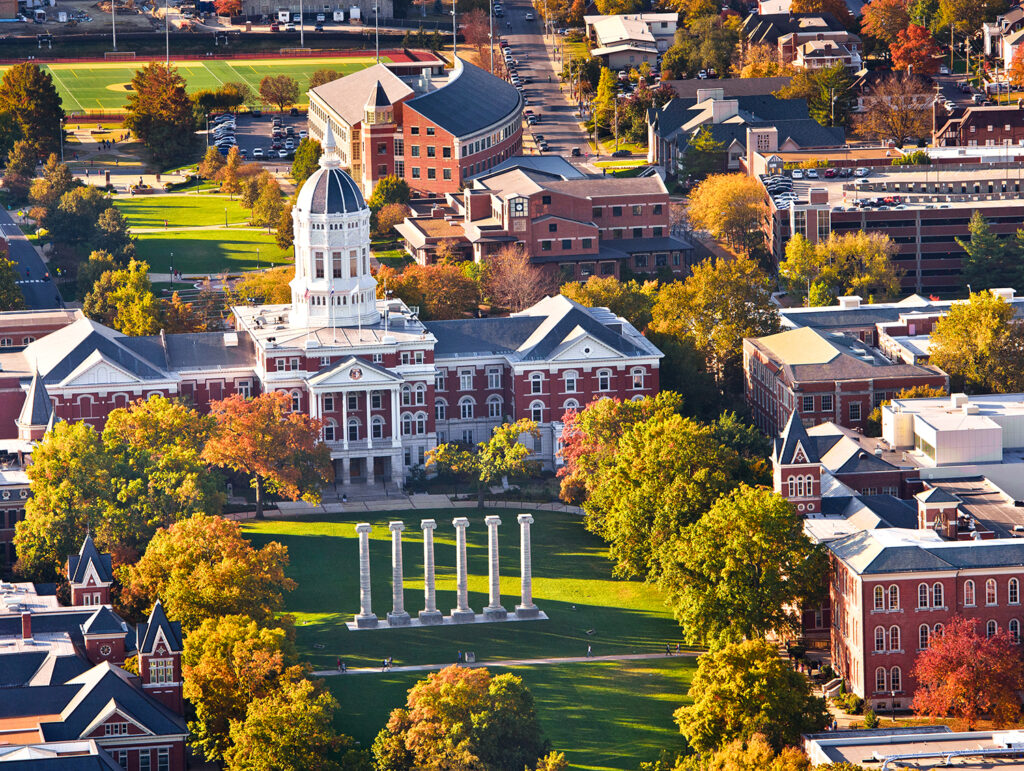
[
  {"left": 831, "top": 692, "right": 863, "bottom": 715},
  {"left": 862, "top": 706, "right": 879, "bottom": 729}
]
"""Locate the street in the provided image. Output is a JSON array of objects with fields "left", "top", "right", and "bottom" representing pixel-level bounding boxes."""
[
  {"left": 0, "top": 209, "right": 62, "bottom": 310},
  {"left": 499, "top": 1, "right": 588, "bottom": 158}
]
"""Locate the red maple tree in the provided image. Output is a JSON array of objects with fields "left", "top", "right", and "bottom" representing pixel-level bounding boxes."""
[
  {"left": 890, "top": 24, "right": 942, "bottom": 75},
  {"left": 213, "top": 0, "right": 241, "bottom": 15},
  {"left": 912, "top": 616, "right": 1024, "bottom": 728}
]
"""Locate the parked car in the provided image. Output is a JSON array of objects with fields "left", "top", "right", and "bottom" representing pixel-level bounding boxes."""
[
  {"left": 854, "top": 167, "right": 871, "bottom": 177},
  {"left": 253, "top": 147, "right": 265, "bottom": 158},
  {"left": 791, "top": 168, "right": 803, "bottom": 179},
  {"left": 570, "top": 147, "right": 582, "bottom": 157},
  {"left": 285, "top": 138, "right": 295, "bottom": 149},
  {"left": 805, "top": 168, "right": 818, "bottom": 178},
  {"left": 525, "top": 11, "right": 534, "bottom": 19},
  {"left": 299, "top": 129, "right": 308, "bottom": 139},
  {"left": 611, "top": 149, "right": 630, "bottom": 157},
  {"left": 290, "top": 107, "right": 300, "bottom": 116},
  {"left": 824, "top": 168, "right": 836, "bottom": 178},
  {"left": 278, "top": 149, "right": 290, "bottom": 158}
]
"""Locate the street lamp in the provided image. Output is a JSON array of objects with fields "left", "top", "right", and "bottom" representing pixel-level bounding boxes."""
[
  {"left": 375, "top": 2, "right": 379, "bottom": 62},
  {"left": 451, "top": 4, "right": 457, "bottom": 57},
  {"left": 165, "top": 0, "right": 170, "bottom": 65},
  {"left": 111, "top": 0, "right": 117, "bottom": 51},
  {"left": 890, "top": 690, "right": 896, "bottom": 723},
  {"left": 58, "top": 117, "right": 64, "bottom": 163},
  {"left": 224, "top": 207, "right": 228, "bottom": 227}
]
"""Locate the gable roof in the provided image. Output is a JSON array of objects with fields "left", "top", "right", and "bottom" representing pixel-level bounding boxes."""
[
  {"left": 308, "top": 63, "right": 414, "bottom": 126},
  {"left": 67, "top": 536, "right": 113, "bottom": 586},
  {"left": 135, "top": 600, "right": 182, "bottom": 655},
  {"left": 81, "top": 606, "right": 128, "bottom": 638},
  {"left": 17, "top": 369, "right": 53, "bottom": 428},
  {"left": 828, "top": 528, "right": 1024, "bottom": 575},
  {"left": 774, "top": 411, "right": 820, "bottom": 466},
  {"left": 742, "top": 11, "right": 848, "bottom": 44}
]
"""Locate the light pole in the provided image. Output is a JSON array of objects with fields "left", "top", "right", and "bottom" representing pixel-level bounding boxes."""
[
  {"left": 890, "top": 690, "right": 896, "bottom": 723},
  {"left": 59, "top": 117, "right": 64, "bottom": 163},
  {"left": 375, "top": 2, "right": 379, "bottom": 62},
  {"left": 299, "top": 0, "right": 304, "bottom": 47},
  {"left": 488, "top": 0, "right": 493, "bottom": 72},
  {"left": 165, "top": 0, "right": 170, "bottom": 65},
  {"left": 451, "top": 3, "right": 457, "bottom": 57},
  {"left": 224, "top": 207, "right": 228, "bottom": 227},
  {"left": 170, "top": 251, "right": 174, "bottom": 282},
  {"left": 111, "top": 0, "right": 117, "bottom": 51}
]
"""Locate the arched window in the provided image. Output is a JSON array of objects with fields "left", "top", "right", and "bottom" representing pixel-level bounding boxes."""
[
  {"left": 1010, "top": 578, "right": 1020, "bottom": 605},
  {"left": 888, "top": 625, "right": 900, "bottom": 651},
  {"left": 875, "top": 667, "right": 887, "bottom": 693},
  {"left": 932, "top": 582, "right": 944, "bottom": 608},
  {"left": 874, "top": 626, "right": 885, "bottom": 652},
  {"left": 918, "top": 583, "right": 929, "bottom": 609},
  {"left": 459, "top": 397, "right": 475, "bottom": 420},
  {"left": 435, "top": 399, "right": 447, "bottom": 421},
  {"left": 563, "top": 399, "right": 580, "bottom": 413},
  {"left": 530, "top": 401, "right": 544, "bottom": 423},
  {"left": 530, "top": 372, "right": 544, "bottom": 394},
  {"left": 987, "top": 578, "right": 998, "bottom": 605},
  {"left": 487, "top": 395, "right": 503, "bottom": 419},
  {"left": 933, "top": 623, "right": 943, "bottom": 638},
  {"left": 401, "top": 414, "right": 413, "bottom": 436},
  {"left": 597, "top": 369, "right": 612, "bottom": 391},
  {"left": 874, "top": 586, "right": 885, "bottom": 611},
  {"left": 347, "top": 418, "right": 360, "bottom": 442},
  {"left": 401, "top": 385, "right": 412, "bottom": 406},
  {"left": 291, "top": 391, "right": 302, "bottom": 413},
  {"left": 890, "top": 667, "right": 902, "bottom": 692},
  {"left": 414, "top": 383, "right": 427, "bottom": 406},
  {"left": 323, "top": 420, "right": 336, "bottom": 442},
  {"left": 796, "top": 477, "right": 806, "bottom": 497},
  {"left": 965, "top": 579, "right": 976, "bottom": 606},
  {"left": 630, "top": 367, "right": 645, "bottom": 389},
  {"left": 415, "top": 412, "right": 427, "bottom": 435},
  {"left": 919, "top": 624, "right": 929, "bottom": 650},
  {"left": 987, "top": 620, "right": 998, "bottom": 638},
  {"left": 788, "top": 477, "right": 798, "bottom": 498},
  {"left": 888, "top": 585, "right": 899, "bottom": 611},
  {"left": 1011, "top": 619, "right": 1021, "bottom": 643}
]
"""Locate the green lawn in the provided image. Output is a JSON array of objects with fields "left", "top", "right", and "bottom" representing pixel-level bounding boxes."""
[
  {"left": 11, "top": 55, "right": 384, "bottom": 113},
  {"left": 326, "top": 658, "right": 694, "bottom": 771},
  {"left": 242, "top": 509, "right": 687, "bottom": 671},
  {"left": 114, "top": 195, "right": 253, "bottom": 229},
  {"left": 135, "top": 228, "right": 292, "bottom": 274}
]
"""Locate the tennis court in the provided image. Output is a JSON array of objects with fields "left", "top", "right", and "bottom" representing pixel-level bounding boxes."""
[{"left": 3, "top": 55, "right": 385, "bottom": 112}]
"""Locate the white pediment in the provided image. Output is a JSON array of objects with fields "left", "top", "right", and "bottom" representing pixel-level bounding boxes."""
[
  {"left": 79, "top": 699, "right": 153, "bottom": 739},
  {"left": 59, "top": 351, "right": 145, "bottom": 387},
  {"left": 548, "top": 331, "right": 624, "bottom": 362},
  {"left": 308, "top": 358, "right": 401, "bottom": 388}
]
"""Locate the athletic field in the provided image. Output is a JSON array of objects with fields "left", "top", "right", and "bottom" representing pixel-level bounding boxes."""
[{"left": 1, "top": 55, "right": 386, "bottom": 113}]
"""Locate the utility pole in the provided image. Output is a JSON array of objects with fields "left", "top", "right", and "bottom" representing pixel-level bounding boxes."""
[
  {"left": 111, "top": 0, "right": 117, "bottom": 51},
  {"left": 950, "top": 26, "right": 954, "bottom": 73},
  {"left": 300, "top": 0, "right": 304, "bottom": 47},
  {"left": 165, "top": 0, "right": 170, "bottom": 65},
  {"left": 375, "top": 2, "right": 380, "bottom": 61},
  {"left": 614, "top": 96, "right": 618, "bottom": 151},
  {"left": 452, "top": 2, "right": 457, "bottom": 57},
  {"left": 489, "top": 0, "right": 493, "bottom": 72}
]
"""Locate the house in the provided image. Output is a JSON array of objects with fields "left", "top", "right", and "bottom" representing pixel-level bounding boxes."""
[
  {"left": 583, "top": 13, "right": 677, "bottom": 69},
  {"left": 933, "top": 102, "right": 1024, "bottom": 147},
  {"left": 742, "top": 12, "right": 862, "bottom": 71}
]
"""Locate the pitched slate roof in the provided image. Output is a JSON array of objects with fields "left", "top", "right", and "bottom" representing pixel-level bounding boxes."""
[
  {"left": 426, "top": 317, "right": 545, "bottom": 357},
  {"left": 308, "top": 63, "right": 414, "bottom": 126},
  {"left": 774, "top": 411, "right": 820, "bottom": 466},
  {"left": 917, "top": 487, "right": 961, "bottom": 504},
  {"left": 405, "top": 58, "right": 522, "bottom": 139},
  {"left": 665, "top": 76, "right": 793, "bottom": 98},
  {"left": 742, "top": 12, "right": 847, "bottom": 44},
  {"left": 17, "top": 369, "right": 53, "bottom": 427},
  {"left": 81, "top": 606, "right": 128, "bottom": 637},
  {"left": 0, "top": 756, "right": 121, "bottom": 770},
  {"left": 0, "top": 611, "right": 135, "bottom": 653},
  {"left": 126, "top": 332, "right": 256, "bottom": 372},
  {"left": 67, "top": 536, "right": 113, "bottom": 586},
  {"left": 829, "top": 528, "right": 1024, "bottom": 575},
  {"left": 136, "top": 600, "right": 182, "bottom": 655},
  {"left": 0, "top": 650, "right": 90, "bottom": 688}
]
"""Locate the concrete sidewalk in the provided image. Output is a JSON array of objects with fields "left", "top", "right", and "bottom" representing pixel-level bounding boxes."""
[
  {"left": 222, "top": 495, "right": 583, "bottom": 520},
  {"left": 312, "top": 650, "right": 700, "bottom": 677}
]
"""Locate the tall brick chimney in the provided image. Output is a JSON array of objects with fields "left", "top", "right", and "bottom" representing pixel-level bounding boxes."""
[{"left": 21, "top": 612, "right": 31, "bottom": 640}]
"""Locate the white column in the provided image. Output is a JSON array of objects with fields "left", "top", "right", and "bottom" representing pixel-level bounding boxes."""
[
  {"left": 387, "top": 521, "right": 410, "bottom": 626},
  {"left": 366, "top": 390, "right": 376, "bottom": 485},
  {"left": 450, "top": 517, "right": 475, "bottom": 622},
  {"left": 341, "top": 389, "right": 349, "bottom": 450},
  {"left": 391, "top": 388, "right": 401, "bottom": 446},
  {"left": 341, "top": 457, "right": 351, "bottom": 486},
  {"left": 419, "top": 519, "right": 443, "bottom": 624},
  {"left": 354, "top": 523, "right": 377, "bottom": 627},
  {"left": 310, "top": 391, "right": 321, "bottom": 421},
  {"left": 515, "top": 513, "right": 539, "bottom": 618},
  {"left": 484, "top": 515, "right": 506, "bottom": 619}
]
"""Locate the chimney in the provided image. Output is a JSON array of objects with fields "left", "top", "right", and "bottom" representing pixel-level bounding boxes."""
[{"left": 21, "top": 612, "right": 31, "bottom": 640}]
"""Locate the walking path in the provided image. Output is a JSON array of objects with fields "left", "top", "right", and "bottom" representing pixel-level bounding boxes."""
[
  {"left": 312, "top": 650, "right": 700, "bottom": 677},
  {"left": 222, "top": 494, "right": 583, "bottom": 520}
]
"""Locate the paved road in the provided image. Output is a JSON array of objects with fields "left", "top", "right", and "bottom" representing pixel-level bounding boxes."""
[
  {"left": 500, "top": 2, "right": 588, "bottom": 158},
  {"left": 0, "top": 209, "right": 62, "bottom": 310}
]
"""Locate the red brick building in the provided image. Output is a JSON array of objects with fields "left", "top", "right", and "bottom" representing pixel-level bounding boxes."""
[
  {"left": 743, "top": 325, "right": 948, "bottom": 435},
  {"left": 933, "top": 102, "right": 1024, "bottom": 147}
]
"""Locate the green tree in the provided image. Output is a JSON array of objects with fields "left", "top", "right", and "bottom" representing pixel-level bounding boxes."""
[
  {"left": 649, "top": 256, "right": 779, "bottom": 393},
  {"left": 226, "top": 677, "right": 362, "bottom": 771},
  {"left": 47, "top": 186, "right": 112, "bottom": 244},
  {"left": 203, "top": 392, "right": 333, "bottom": 518},
  {"left": 219, "top": 81, "right": 253, "bottom": 111},
  {"left": 427, "top": 419, "right": 540, "bottom": 506},
  {"left": 308, "top": 69, "right": 342, "bottom": 89},
  {"left": 258, "top": 75, "right": 300, "bottom": 112},
  {"left": 675, "top": 639, "right": 828, "bottom": 754},
  {"left": 560, "top": 275, "right": 659, "bottom": 330},
  {"left": 119, "top": 513, "right": 296, "bottom": 632},
  {"left": 83, "top": 259, "right": 161, "bottom": 336},
  {"left": 663, "top": 485, "right": 825, "bottom": 646},
  {"left": 0, "top": 110, "right": 22, "bottom": 160},
  {"left": 368, "top": 175, "right": 411, "bottom": 211},
  {"left": 780, "top": 231, "right": 901, "bottom": 302},
  {"left": 682, "top": 126, "right": 727, "bottom": 180},
  {"left": 593, "top": 67, "right": 618, "bottom": 134},
  {"left": 291, "top": 138, "right": 322, "bottom": 186},
  {"left": 0, "top": 62, "right": 64, "bottom": 156},
  {"left": 92, "top": 207, "right": 137, "bottom": 265},
  {"left": 183, "top": 614, "right": 299, "bottom": 763},
  {"left": 124, "top": 63, "right": 197, "bottom": 168},
  {"left": 371, "top": 665, "right": 549, "bottom": 771},
  {"left": 933, "top": 0, "right": 1004, "bottom": 34},
  {"left": 957, "top": 210, "right": 1024, "bottom": 290},
  {"left": 29, "top": 153, "right": 76, "bottom": 209},
  {"left": 220, "top": 146, "right": 243, "bottom": 197},
  {"left": 252, "top": 174, "right": 283, "bottom": 229},
  {"left": 276, "top": 200, "right": 295, "bottom": 249},
  {"left": 928, "top": 291, "right": 1016, "bottom": 392},
  {"left": 3, "top": 139, "right": 36, "bottom": 200},
  {"left": 776, "top": 63, "right": 855, "bottom": 127},
  {"left": 0, "top": 256, "right": 24, "bottom": 310},
  {"left": 75, "top": 250, "right": 118, "bottom": 301},
  {"left": 670, "top": 16, "right": 741, "bottom": 78},
  {"left": 199, "top": 145, "right": 227, "bottom": 178}
]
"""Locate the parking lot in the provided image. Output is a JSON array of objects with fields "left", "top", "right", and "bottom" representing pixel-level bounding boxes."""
[{"left": 205, "top": 112, "right": 309, "bottom": 163}]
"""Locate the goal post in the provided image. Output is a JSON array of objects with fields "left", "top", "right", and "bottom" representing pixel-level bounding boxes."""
[{"left": 104, "top": 51, "right": 136, "bottom": 60}]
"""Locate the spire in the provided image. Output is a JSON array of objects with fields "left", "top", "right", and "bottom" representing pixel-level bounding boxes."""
[
  {"left": 17, "top": 367, "right": 52, "bottom": 430},
  {"left": 320, "top": 123, "right": 340, "bottom": 170},
  {"left": 774, "top": 411, "right": 820, "bottom": 466},
  {"left": 365, "top": 80, "right": 391, "bottom": 110}
]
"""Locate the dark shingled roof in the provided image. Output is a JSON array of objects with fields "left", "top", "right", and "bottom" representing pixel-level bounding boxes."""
[
  {"left": 136, "top": 600, "right": 182, "bottom": 655},
  {"left": 40, "top": 330, "right": 167, "bottom": 385},
  {"left": 127, "top": 331, "right": 257, "bottom": 372},
  {"left": 0, "top": 651, "right": 48, "bottom": 688},
  {"left": 406, "top": 58, "right": 521, "bottom": 139},
  {"left": 0, "top": 757, "right": 122, "bottom": 770},
  {"left": 665, "top": 76, "right": 793, "bottom": 98},
  {"left": 67, "top": 535, "right": 113, "bottom": 586},
  {"left": 17, "top": 370, "right": 52, "bottom": 427},
  {"left": 829, "top": 530, "right": 1024, "bottom": 574},
  {"left": 774, "top": 411, "right": 820, "bottom": 466},
  {"left": 303, "top": 167, "right": 367, "bottom": 215},
  {"left": 81, "top": 606, "right": 127, "bottom": 637},
  {"left": 426, "top": 317, "right": 543, "bottom": 357},
  {"left": 742, "top": 11, "right": 848, "bottom": 44}
]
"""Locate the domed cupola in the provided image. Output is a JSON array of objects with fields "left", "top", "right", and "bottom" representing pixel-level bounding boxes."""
[{"left": 289, "top": 125, "right": 379, "bottom": 330}]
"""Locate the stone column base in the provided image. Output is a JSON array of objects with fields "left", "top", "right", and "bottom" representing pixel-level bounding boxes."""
[
  {"left": 450, "top": 609, "right": 476, "bottom": 623},
  {"left": 355, "top": 613, "right": 378, "bottom": 628},
  {"left": 418, "top": 609, "right": 444, "bottom": 625},
  {"left": 515, "top": 605, "right": 541, "bottom": 619},
  {"left": 484, "top": 606, "right": 507, "bottom": 620},
  {"left": 387, "top": 611, "right": 411, "bottom": 626}
]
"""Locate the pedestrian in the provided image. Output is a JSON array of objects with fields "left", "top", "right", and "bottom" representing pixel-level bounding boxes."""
[
  {"left": 337, "top": 657, "right": 342, "bottom": 671},
  {"left": 665, "top": 643, "right": 671, "bottom": 656},
  {"left": 457, "top": 650, "right": 463, "bottom": 662},
  {"left": 675, "top": 643, "right": 680, "bottom": 654},
  {"left": 341, "top": 660, "right": 347, "bottom": 673},
  {"left": 586, "top": 644, "right": 591, "bottom": 657}
]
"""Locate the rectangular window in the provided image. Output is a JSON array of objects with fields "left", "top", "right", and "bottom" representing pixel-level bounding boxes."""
[
  {"left": 332, "top": 251, "right": 343, "bottom": 278},
  {"left": 653, "top": 204, "right": 663, "bottom": 215},
  {"left": 116, "top": 751, "right": 127, "bottom": 769},
  {"left": 822, "top": 394, "right": 834, "bottom": 411},
  {"left": 632, "top": 205, "right": 642, "bottom": 215},
  {"left": 412, "top": 167, "right": 421, "bottom": 179},
  {"left": 237, "top": 380, "right": 252, "bottom": 399},
  {"left": 158, "top": 749, "right": 170, "bottom": 771},
  {"left": 427, "top": 127, "right": 435, "bottom": 136},
  {"left": 802, "top": 395, "right": 814, "bottom": 412},
  {"left": 377, "top": 142, "right": 387, "bottom": 155},
  {"left": 410, "top": 126, "right": 420, "bottom": 135},
  {"left": 372, "top": 392, "right": 382, "bottom": 409},
  {"left": 443, "top": 147, "right": 452, "bottom": 158},
  {"left": 459, "top": 370, "right": 473, "bottom": 390},
  {"left": 323, "top": 394, "right": 335, "bottom": 412},
  {"left": 582, "top": 238, "right": 592, "bottom": 248},
  {"left": 541, "top": 241, "right": 552, "bottom": 251},
  {"left": 592, "top": 207, "right": 602, "bottom": 218},
  {"left": 315, "top": 252, "right": 324, "bottom": 278},
  {"left": 633, "top": 227, "right": 643, "bottom": 238},
  {"left": 401, "top": 352, "right": 410, "bottom": 365},
  {"left": 140, "top": 752, "right": 152, "bottom": 771},
  {"left": 561, "top": 239, "right": 571, "bottom": 249},
  {"left": 634, "top": 254, "right": 648, "bottom": 268},
  {"left": 549, "top": 223, "right": 557, "bottom": 232},
  {"left": 487, "top": 368, "right": 501, "bottom": 389},
  {"left": 436, "top": 371, "right": 447, "bottom": 391},
  {"left": 612, "top": 206, "right": 622, "bottom": 217},
  {"left": 289, "top": 358, "right": 299, "bottom": 371},
  {"left": 149, "top": 658, "right": 174, "bottom": 684},
  {"left": 275, "top": 358, "right": 286, "bottom": 372},
  {"left": 443, "top": 168, "right": 452, "bottom": 180},
  {"left": 849, "top": 402, "right": 862, "bottom": 422},
  {"left": 411, "top": 145, "right": 420, "bottom": 157},
  {"left": 427, "top": 146, "right": 436, "bottom": 158},
  {"left": 653, "top": 226, "right": 663, "bottom": 237},
  {"left": 565, "top": 373, "right": 578, "bottom": 393},
  {"left": 542, "top": 195, "right": 551, "bottom": 205},
  {"left": 427, "top": 168, "right": 436, "bottom": 179}
]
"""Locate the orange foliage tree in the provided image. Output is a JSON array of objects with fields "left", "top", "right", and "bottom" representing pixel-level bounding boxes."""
[{"left": 890, "top": 24, "right": 941, "bottom": 74}]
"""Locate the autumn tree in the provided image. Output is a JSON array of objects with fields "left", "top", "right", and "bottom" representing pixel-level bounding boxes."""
[
  {"left": 276, "top": 200, "right": 294, "bottom": 249},
  {"left": 780, "top": 231, "right": 901, "bottom": 304},
  {"left": 92, "top": 207, "right": 137, "bottom": 265},
  {"left": 861, "top": 0, "right": 911, "bottom": 44},
  {"left": 776, "top": 64, "right": 855, "bottom": 127},
  {"left": 161, "top": 292, "right": 206, "bottom": 333},
  {"left": 663, "top": 485, "right": 824, "bottom": 646},
  {"left": 183, "top": 614, "right": 300, "bottom": 763},
  {"left": 124, "top": 63, "right": 197, "bottom": 168},
  {"left": 29, "top": 153, "right": 76, "bottom": 210},
  {"left": 214, "top": 0, "right": 241, "bottom": 15},
  {"left": 219, "top": 146, "right": 244, "bottom": 197},
  {"left": 376, "top": 263, "right": 478, "bottom": 320},
  {"left": 913, "top": 616, "right": 1024, "bottom": 728},
  {"left": 368, "top": 174, "right": 411, "bottom": 211},
  {"left": 560, "top": 275, "right": 659, "bottom": 330},
  {"left": 203, "top": 392, "right": 332, "bottom": 518},
  {"left": 855, "top": 73, "right": 932, "bottom": 146},
  {"left": 226, "top": 677, "right": 360, "bottom": 771},
  {"left": 789, "top": 0, "right": 854, "bottom": 25},
  {"left": 76, "top": 250, "right": 117, "bottom": 300},
  {"left": 373, "top": 202, "right": 409, "bottom": 237},
  {"left": 119, "top": 514, "right": 296, "bottom": 631},
  {"left": 252, "top": 174, "right": 283, "bottom": 229},
  {"left": 83, "top": 259, "right": 161, "bottom": 336},
  {"left": 934, "top": 0, "right": 1003, "bottom": 35},
  {"left": 686, "top": 174, "right": 767, "bottom": 254},
  {"left": 890, "top": 24, "right": 941, "bottom": 74},
  {"left": 199, "top": 145, "right": 227, "bottom": 178},
  {"left": 928, "top": 291, "right": 1021, "bottom": 392},
  {"left": 232, "top": 265, "right": 294, "bottom": 305},
  {"left": 371, "top": 665, "right": 549, "bottom": 771},
  {"left": 291, "top": 138, "right": 322, "bottom": 186},
  {"left": 675, "top": 639, "right": 828, "bottom": 754},
  {"left": 734, "top": 43, "right": 794, "bottom": 78},
  {"left": 649, "top": 256, "right": 779, "bottom": 392},
  {"left": 1010, "top": 47, "right": 1024, "bottom": 89},
  {"left": 0, "top": 257, "right": 24, "bottom": 311},
  {"left": 463, "top": 9, "right": 492, "bottom": 64},
  {"left": 427, "top": 419, "right": 540, "bottom": 506},
  {"left": 308, "top": 69, "right": 342, "bottom": 89},
  {"left": 483, "top": 244, "right": 559, "bottom": 312},
  {"left": 259, "top": 75, "right": 300, "bottom": 112},
  {"left": 0, "top": 62, "right": 64, "bottom": 156}
]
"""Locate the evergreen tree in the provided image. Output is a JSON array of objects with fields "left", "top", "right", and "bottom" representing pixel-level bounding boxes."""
[
  {"left": 682, "top": 126, "right": 727, "bottom": 180},
  {"left": 956, "top": 210, "right": 1022, "bottom": 290},
  {"left": 124, "top": 63, "right": 198, "bottom": 169},
  {"left": 0, "top": 63, "right": 64, "bottom": 156}
]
